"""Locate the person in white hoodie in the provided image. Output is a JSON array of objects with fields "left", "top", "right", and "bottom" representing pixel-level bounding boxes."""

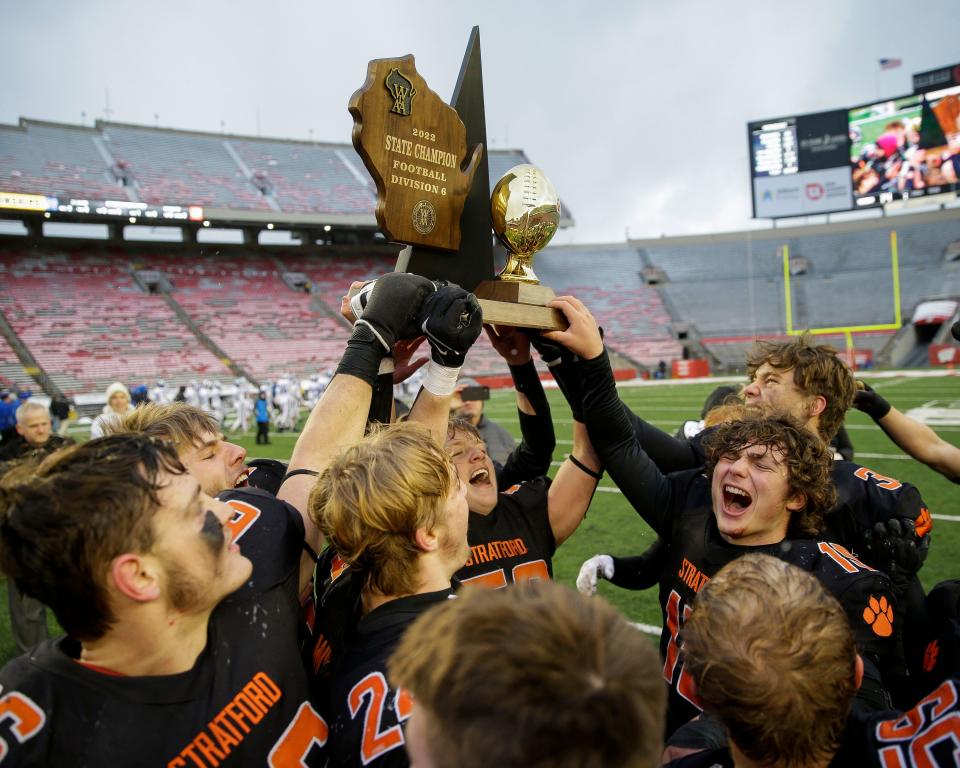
[{"left": 90, "top": 382, "right": 135, "bottom": 439}]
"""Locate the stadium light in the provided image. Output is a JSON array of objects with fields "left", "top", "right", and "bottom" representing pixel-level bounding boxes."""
[
  {"left": 128, "top": 216, "right": 136, "bottom": 224},
  {"left": 267, "top": 223, "right": 274, "bottom": 230},
  {"left": 202, "top": 220, "right": 211, "bottom": 227},
  {"left": 323, "top": 225, "right": 332, "bottom": 232}
]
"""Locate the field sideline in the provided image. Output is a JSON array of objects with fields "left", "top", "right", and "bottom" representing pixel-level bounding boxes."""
[{"left": 0, "top": 373, "right": 957, "bottom": 661}]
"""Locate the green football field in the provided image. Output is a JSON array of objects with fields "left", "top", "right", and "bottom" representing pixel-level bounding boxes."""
[{"left": 1, "top": 373, "right": 957, "bottom": 662}]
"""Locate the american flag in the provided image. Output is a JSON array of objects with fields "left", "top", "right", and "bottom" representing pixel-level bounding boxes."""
[{"left": 879, "top": 58, "right": 902, "bottom": 70}]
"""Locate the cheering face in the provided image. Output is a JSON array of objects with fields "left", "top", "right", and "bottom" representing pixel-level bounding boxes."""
[
  {"left": 179, "top": 430, "right": 250, "bottom": 497},
  {"left": 710, "top": 442, "right": 804, "bottom": 547},
  {"left": 150, "top": 472, "right": 252, "bottom": 614},
  {"left": 445, "top": 431, "right": 497, "bottom": 515}
]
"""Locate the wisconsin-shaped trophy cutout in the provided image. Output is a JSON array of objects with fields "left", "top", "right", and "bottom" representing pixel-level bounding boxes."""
[
  {"left": 474, "top": 164, "right": 568, "bottom": 330},
  {"left": 349, "top": 55, "right": 483, "bottom": 252}
]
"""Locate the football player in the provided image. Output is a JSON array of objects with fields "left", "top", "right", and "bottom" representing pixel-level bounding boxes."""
[
  {"left": 664, "top": 553, "right": 959, "bottom": 768},
  {"left": 0, "top": 435, "right": 328, "bottom": 765},
  {"left": 388, "top": 581, "right": 666, "bottom": 768},
  {"left": 546, "top": 297, "right": 902, "bottom": 734},
  {"left": 447, "top": 325, "right": 602, "bottom": 589}
]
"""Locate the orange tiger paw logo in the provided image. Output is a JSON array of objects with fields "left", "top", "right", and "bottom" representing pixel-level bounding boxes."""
[
  {"left": 923, "top": 640, "right": 940, "bottom": 673},
  {"left": 863, "top": 595, "right": 894, "bottom": 637}
]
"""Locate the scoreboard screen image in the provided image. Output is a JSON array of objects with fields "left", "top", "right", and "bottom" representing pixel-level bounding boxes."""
[
  {"left": 850, "top": 85, "right": 960, "bottom": 208},
  {"left": 748, "top": 109, "right": 852, "bottom": 219}
]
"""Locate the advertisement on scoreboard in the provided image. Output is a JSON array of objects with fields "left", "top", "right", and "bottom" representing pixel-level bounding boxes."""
[
  {"left": 850, "top": 85, "right": 960, "bottom": 209},
  {"left": 748, "top": 109, "right": 852, "bottom": 218}
]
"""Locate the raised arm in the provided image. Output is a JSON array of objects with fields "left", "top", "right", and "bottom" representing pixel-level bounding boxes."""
[
  {"left": 856, "top": 383, "right": 960, "bottom": 483},
  {"left": 280, "top": 273, "right": 436, "bottom": 590},
  {"left": 547, "top": 420, "right": 602, "bottom": 545},
  {"left": 543, "top": 296, "right": 678, "bottom": 536},
  {"left": 486, "top": 325, "right": 556, "bottom": 486}
]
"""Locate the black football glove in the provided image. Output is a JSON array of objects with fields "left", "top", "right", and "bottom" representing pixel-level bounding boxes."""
[
  {"left": 860, "top": 517, "right": 926, "bottom": 600},
  {"left": 854, "top": 381, "right": 891, "bottom": 421},
  {"left": 420, "top": 285, "right": 482, "bottom": 367},
  {"left": 356, "top": 272, "right": 437, "bottom": 352}
]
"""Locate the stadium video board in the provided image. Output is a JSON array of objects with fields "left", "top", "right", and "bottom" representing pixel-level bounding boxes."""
[
  {"left": 850, "top": 85, "right": 960, "bottom": 209},
  {"left": 748, "top": 109, "right": 852, "bottom": 218}
]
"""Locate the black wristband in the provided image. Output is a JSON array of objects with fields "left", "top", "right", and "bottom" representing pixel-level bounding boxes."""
[
  {"left": 568, "top": 454, "right": 603, "bottom": 480},
  {"left": 335, "top": 324, "right": 386, "bottom": 387}
]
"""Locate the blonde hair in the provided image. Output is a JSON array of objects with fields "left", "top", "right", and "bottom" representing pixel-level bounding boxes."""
[
  {"left": 309, "top": 422, "right": 454, "bottom": 597},
  {"left": 683, "top": 553, "right": 858, "bottom": 768},
  {"left": 109, "top": 402, "right": 219, "bottom": 453}
]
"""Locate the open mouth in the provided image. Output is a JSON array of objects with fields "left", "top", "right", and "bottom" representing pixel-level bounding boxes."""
[
  {"left": 234, "top": 470, "right": 250, "bottom": 488},
  {"left": 722, "top": 485, "right": 752, "bottom": 513},
  {"left": 469, "top": 468, "right": 490, "bottom": 486}
]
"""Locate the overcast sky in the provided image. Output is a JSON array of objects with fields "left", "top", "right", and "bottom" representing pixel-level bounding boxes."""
[{"left": 1, "top": 0, "right": 958, "bottom": 243}]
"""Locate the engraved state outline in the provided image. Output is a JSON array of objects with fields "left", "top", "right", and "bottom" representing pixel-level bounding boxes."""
[{"left": 348, "top": 53, "right": 482, "bottom": 251}]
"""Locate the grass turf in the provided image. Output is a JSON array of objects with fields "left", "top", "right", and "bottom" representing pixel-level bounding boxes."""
[{"left": 1, "top": 373, "right": 957, "bottom": 663}]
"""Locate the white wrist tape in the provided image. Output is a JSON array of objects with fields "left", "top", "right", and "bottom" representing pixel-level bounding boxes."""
[
  {"left": 421, "top": 360, "right": 461, "bottom": 396},
  {"left": 378, "top": 358, "right": 395, "bottom": 376}
]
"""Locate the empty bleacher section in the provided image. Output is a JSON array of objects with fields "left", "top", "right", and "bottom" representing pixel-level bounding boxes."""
[
  {"left": 0, "top": 250, "right": 229, "bottom": 394},
  {"left": 0, "top": 334, "right": 34, "bottom": 392},
  {"left": 0, "top": 121, "right": 128, "bottom": 203},
  {"left": 103, "top": 125, "right": 271, "bottom": 210},
  {"left": 0, "top": 120, "right": 552, "bottom": 223},
  {"left": 139, "top": 253, "right": 348, "bottom": 381},
  {"left": 232, "top": 141, "right": 374, "bottom": 215},
  {"left": 633, "top": 209, "right": 960, "bottom": 368},
  {"left": 536, "top": 245, "right": 682, "bottom": 366}
]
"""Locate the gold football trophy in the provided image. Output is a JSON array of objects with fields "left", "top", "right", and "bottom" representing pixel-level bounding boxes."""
[{"left": 474, "top": 164, "right": 567, "bottom": 330}]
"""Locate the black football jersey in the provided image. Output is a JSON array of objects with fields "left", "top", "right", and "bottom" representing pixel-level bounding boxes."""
[
  {"left": 0, "top": 489, "right": 325, "bottom": 766},
  {"left": 325, "top": 590, "right": 454, "bottom": 768},
  {"left": 580, "top": 352, "right": 933, "bottom": 567},
  {"left": 456, "top": 477, "right": 556, "bottom": 588},
  {"left": 655, "top": 489, "right": 901, "bottom": 735},
  {"left": 833, "top": 677, "right": 960, "bottom": 767}
]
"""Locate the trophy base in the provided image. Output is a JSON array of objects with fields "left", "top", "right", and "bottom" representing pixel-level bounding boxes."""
[{"left": 474, "top": 280, "right": 569, "bottom": 331}]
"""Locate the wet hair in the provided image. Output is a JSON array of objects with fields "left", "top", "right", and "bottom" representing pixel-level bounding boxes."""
[
  {"left": 389, "top": 581, "right": 665, "bottom": 768},
  {"left": 746, "top": 336, "right": 855, "bottom": 441},
  {"left": 309, "top": 422, "right": 454, "bottom": 597},
  {"left": 109, "top": 402, "right": 219, "bottom": 453},
  {"left": 683, "top": 553, "right": 858, "bottom": 768},
  {"left": 0, "top": 434, "right": 186, "bottom": 640}
]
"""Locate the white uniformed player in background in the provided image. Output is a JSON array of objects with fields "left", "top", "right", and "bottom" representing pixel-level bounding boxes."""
[{"left": 149, "top": 378, "right": 170, "bottom": 405}]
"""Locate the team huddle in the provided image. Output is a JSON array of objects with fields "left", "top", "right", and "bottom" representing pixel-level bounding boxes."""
[{"left": 0, "top": 272, "right": 957, "bottom": 767}]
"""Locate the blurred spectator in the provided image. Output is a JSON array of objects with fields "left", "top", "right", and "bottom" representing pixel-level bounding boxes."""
[
  {"left": 0, "top": 400, "right": 74, "bottom": 654},
  {"left": 0, "top": 400, "right": 73, "bottom": 463},
  {"left": 0, "top": 390, "right": 17, "bottom": 445},
  {"left": 255, "top": 391, "right": 270, "bottom": 445},
  {"left": 130, "top": 384, "right": 149, "bottom": 407},
  {"left": 173, "top": 384, "right": 187, "bottom": 403},
  {"left": 49, "top": 394, "right": 70, "bottom": 435},
  {"left": 90, "top": 382, "right": 135, "bottom": 439},
  {"left": 450, "top": 377, "right": 515, "bottom": 465}
]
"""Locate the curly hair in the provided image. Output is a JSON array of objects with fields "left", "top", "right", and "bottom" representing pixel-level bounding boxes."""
[
  {"left": 702, "top": 414, "right": 836, "bottom": 537},
  {"left": 683, "top": 553, "right": 858, "bottom": 768},
  {"left": 746, "top": 336, "right": 856, "bottom": 441}
]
